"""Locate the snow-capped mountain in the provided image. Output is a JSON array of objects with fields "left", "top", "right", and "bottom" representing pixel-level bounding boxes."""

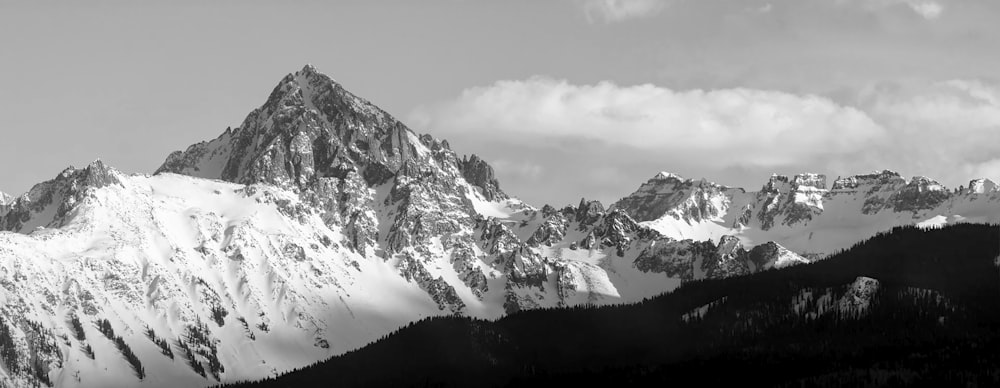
[
  {"left": 613, "top": 171, "right": 1000, "bottom": 257},
  {"left": 0, "top": 66, "right": 802, "bottom": 388},
  {"left": 3, "top": 64, "right": 998, "bottom": 387}
]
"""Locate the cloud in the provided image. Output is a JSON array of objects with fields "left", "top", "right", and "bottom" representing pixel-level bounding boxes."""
[
  {"left": 491, "top": 159, "right": 544, "bottom": 180},
  {"left": 865, "top": 80, "right": 1000, "bottom": 127},
  {"left": 754, "top": 3, "right": 774, "bottom": 14},
  {"left": 410, "top": 77, "right": 1000, "bottom": 204},
  {"left": 906, "top": 0, "right": 944, "bottom": 19},
  {"left": 410, "top": 77, "right": 887, "bottom": 170},
  {"left": 838, "top": 0, "right": 945, "bottom": 19},
  {"left": 861, "top": 79, "right": 1000, "bottom": 183},
  {"left": 580, "top": 0, "right": 668, "bottom": 23}
]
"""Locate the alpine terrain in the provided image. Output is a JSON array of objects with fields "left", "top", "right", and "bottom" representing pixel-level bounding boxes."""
[
  {"left": 1, "top": 65, "right": 999, "bottom": 387},
  {"left": 220, "top": 223, "right": 1000, "bottom": 387}
]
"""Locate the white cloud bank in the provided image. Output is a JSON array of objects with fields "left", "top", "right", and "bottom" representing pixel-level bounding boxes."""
[
  {"left": 862, "top": 79, "right": 1000, "bottom": 184},
  {"left": 579, "top": 0, "right": 945, "bottom": 23},
  {"left": 838, "top": 0, "right": 945, "bottom": 19},
  {"left": 580, "top": 0, "right": 668, "bottom": 23},
  {"left": 411, "top": 77, "right": 887, "bottom": 170},
  {"left": 410, "top": 77, "right": 1000, "bottom": 194}
]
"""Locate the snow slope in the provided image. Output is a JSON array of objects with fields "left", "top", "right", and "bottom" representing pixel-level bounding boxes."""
[{"left": 0, "top": 171, "right": 451, "bottom": 387}]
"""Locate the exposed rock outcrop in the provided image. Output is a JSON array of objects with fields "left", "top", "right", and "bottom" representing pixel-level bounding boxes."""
[{"left": 458, "top": 154, "right": 508, "bottom": 201}]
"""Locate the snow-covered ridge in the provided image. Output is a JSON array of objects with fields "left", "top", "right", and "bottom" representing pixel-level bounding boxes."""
[{"left": 613, "top": 170, "right": 1000, "bottom": 256}]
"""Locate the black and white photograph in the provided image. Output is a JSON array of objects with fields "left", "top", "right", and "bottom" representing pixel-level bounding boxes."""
[{"left": 2, "top": 0, "right": 1000, "bottom": 386}]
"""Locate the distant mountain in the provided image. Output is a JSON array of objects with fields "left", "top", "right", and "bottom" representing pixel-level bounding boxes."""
[
  {"left": 216, "top": 224, "right": 1000, "bottom": 387},
  {"left": 613, "top": 171, "right": 1000, "bottom": 257}
]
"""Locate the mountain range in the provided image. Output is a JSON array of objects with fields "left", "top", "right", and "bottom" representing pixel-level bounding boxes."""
[{"left": 1, "top": 65, "right": 998, "bottom": 387}]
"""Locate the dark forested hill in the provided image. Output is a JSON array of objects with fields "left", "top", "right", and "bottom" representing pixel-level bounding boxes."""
[{"left": 219, "top": 224, "right": 1000, "bottom": 387}]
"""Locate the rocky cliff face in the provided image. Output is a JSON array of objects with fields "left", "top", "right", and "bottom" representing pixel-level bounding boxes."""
[
  {"left": 634, "top": 235, "right": 808, "bottom": 281},
  {"left": 838, "top": 276, "right": 880, "bottom": 314},
  {"left": 830, "top": 170, "right": 909, "bottom": 214},
  {"left": 458, "top": 154, "right": 507, "bottom": 201}
]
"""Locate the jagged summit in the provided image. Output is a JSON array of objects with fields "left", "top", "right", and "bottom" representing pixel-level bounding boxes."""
[
  {"left": 0, "top": 159, "right": 122, "bottom": 233},
  {"left": 968, "top": 178, "right": 998, "bottom": 194},
  {"left": 610, "top": 172, "right": 741, "bottom": 224},
  {"left": 63, "top": 159, "right": 121, "bottom": 188},
  {"left": 630, "top": 169, "right": 950, "bottom": 196},
  {"left": 612, "top": 167, "right": 1000, "bottom": 256},
  {"left": 158, "top": 64, "right": 409, "bottom": 183},
  {"left": 831, "top": 170, "right": 904, "bottom": 190},
  {"left": 156, "top": 64, "right": 507, "bottom": 199},
  {"left": 653, "top": 171, "right": 685, "bottom": 181},
  {"left": 649, "top": 171, "right": 725, "bottom": 187},
  {"left": 458, "top": 154, "right": 508, "bottom": 201},
  {"left": 154, "top": 65, "right": 515, "bottom": 257},
  {"left": 299, "top": 63, "right": 320, "bottom": 75}
]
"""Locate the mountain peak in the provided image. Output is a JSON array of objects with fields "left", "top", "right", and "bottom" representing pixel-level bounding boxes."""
[
  {"left": 905, "top": 176, "right": 946, "bottom": 192},
  {"left": 58, "top": 159, "right": 121, "bottom": 189},
  {"left": 458, "top": 154, "right": 508, "bottom": 201},
  {"left": 156, "top": 66, "right": 511, "bottom": 255},
  {"left": 791, "top": 173, "right": 826, "bottom": 189},
  {"left": 299, "top": 63, "right": 320, "bottom": 75},
  {"left": 654, "top": 171, "right": 686, "bottom": 181},
  {"left": 763, "top": 173, "right": 826, "bottom": 191},
  {"left": 831, "top": 169, "right": 906, "bottom": 191},
  {"left": 1, "top": 159, "right": 122, "bottom": 233},
  {"left": 293, "top": 63, "right": 342, "bottom": 88},
  {"left": 968, "top": 178, "right": 998, "bottom": 193},
  {"left": 157, "top": 65, "right": 417, "bottom": 186}
]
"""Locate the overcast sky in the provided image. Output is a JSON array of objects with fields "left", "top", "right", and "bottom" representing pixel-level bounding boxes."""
[{"left": 2, "top": 0, "right": 999, "bottom": 206}]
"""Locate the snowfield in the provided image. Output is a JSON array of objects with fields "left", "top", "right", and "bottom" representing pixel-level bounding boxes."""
[{"left": 0, "top": 172, "right": 455, "bottom": 387}]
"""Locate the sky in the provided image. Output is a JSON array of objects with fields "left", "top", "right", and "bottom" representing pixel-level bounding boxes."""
[{"left": 1, "top": 0, "right": 999, "bottom": 206}]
